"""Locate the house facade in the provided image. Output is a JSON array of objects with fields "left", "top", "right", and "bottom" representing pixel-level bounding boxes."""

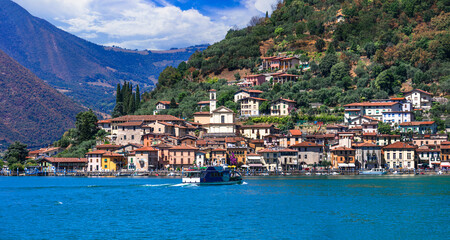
[
  {"left": 404, "top": 89, "right": 432, "bottom": 110},
  {"left": 383, "top": 142, "right": 416, "bottom": 169},
  {"left": 270, "top": 98, "right": 296, "bottom": 116}
]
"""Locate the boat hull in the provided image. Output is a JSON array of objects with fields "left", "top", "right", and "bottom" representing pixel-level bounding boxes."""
[
  {"left": 359, "top": 171, "right": 387, "bottom": 175},
  {"left": 197, "top": 180, "right": 243, "bottom": 185}
]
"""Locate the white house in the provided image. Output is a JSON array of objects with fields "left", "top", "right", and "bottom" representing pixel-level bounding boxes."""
[
  {"left": 344, "top": 102, "right": 402, "bottom": 123},
  {"left": 404, "top": 89, "right": 433, "bottom": 110},
  {"left": 382, "top": 111, "right": 414, "bottom": 127}
]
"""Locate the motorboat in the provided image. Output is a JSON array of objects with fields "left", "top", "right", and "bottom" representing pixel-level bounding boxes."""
[
  {"left": 182, "top": 166, "right": 243, "bottom": 185},
  {"left": 359, "top": 168, "right": 387, "bottom": 175}
]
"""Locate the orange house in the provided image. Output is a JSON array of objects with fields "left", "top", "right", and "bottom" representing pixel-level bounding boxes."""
[{"left": 331, "top": 147, "right": 356, "bottom": 169}]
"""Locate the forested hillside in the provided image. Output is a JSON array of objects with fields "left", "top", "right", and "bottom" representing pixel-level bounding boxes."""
[
  {"left": 0, "top": 49, "right": 84, "bottom": 149},
  {"left": 132, "top": 0, "right": 449, "bottom": 125},
  {"left": 0, "top": 0, "right": 207, "bottom": 112}
]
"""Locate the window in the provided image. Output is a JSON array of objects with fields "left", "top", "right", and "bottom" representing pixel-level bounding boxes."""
[
  {"left": 132, "top": 135, "right": 134, "bottom": 140},
  {"left": 221, "top": 115, "right": 225, "bottom": 124},
  {"left": 104, "top": 165, "right": 107, "bottom": 168},
  {"left": 387, "top": 153, "right": 390, "bottom": 159},
  {"left": 104, "top": 159, "right": 107, "bottom": 162},
  {"left": 399, "top": 153, "right": 402, "bottom": 159},
  {"left": 393, "top": 153, "right": 396, "bottom": 159},
  {"left": 130, "top": 158, "right": 133, "bottom": 163},
  {"left": 124, "top": 135, "right": 127, "bottom": 140},
  {"left": 407, "top": 153, "right": 411, "bottom": 159}
]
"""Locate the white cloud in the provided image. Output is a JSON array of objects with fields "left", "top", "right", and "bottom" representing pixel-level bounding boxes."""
[{"left": 12, "top": 0, "right": 278, "bottom": 50}]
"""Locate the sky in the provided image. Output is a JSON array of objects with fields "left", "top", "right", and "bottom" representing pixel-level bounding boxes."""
[{"left": 12, "top": 0, "right": 279, "bottom": 50}]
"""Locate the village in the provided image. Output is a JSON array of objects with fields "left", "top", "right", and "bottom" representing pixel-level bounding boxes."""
[{"left": 22, "top": 55, "right": 450, "bottom": 175}]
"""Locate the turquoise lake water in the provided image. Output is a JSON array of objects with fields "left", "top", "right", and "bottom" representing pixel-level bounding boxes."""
[{"left": 0, "top": 176, "right": 449, "bottom": 239}]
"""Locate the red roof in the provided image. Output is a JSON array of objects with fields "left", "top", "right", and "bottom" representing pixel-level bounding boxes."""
[
  {"left": 390, "top": 97, "right": 405, "bottom": 100},
  {"left": 290, "top": 141, "right": 323, "bottom": 147},
  {"left": 109, "top": 115, "right": 183, "bottom": 122},
  {"left": 117, "top": 121, "right": 143, "bottom": 127},
  {"left": 247, "top": 90, "right": 263, "bottom": 93},
  {"left": 41, "top": 157, "right": 87, "bottom": 163},
  {"left": 275, "top": 98, "right": 296, "bottom": 103},
  {"left": 212, "top": 148, "right": 227, "bottom": 152},
  {"left": 240, "top": 124, "right": 273, "bottom": 128},
  {"left": 332, "top": 147, "right": 355, "bottom": 151},
  {"left": 86, "top": 150, "right": 107, "bottom": 155},
  {"left": 157, "top": 101, "right": 178, "bottom": 105},
  {"left": 399, "top": 121, "right": 435, "bottom": 126},
  {"left": 134, "top": 146, "right": 158, "bottom": 152},
  {"left": 353, "top": 143, "right": 380, "bottom": 147},
  {"left": 238, "top": 96, "right": 267, "bottom": 101},
  {"left": 245, "top": 74, "right": 264, "bottom": 78},
  {"left": 404, "top": 89, "right": 432, "bottom": 96},
  {"left": 197, "top": 101, "right": 210, "bottom": 105},
  {"left": 193, "top": 112, "right": 210, "bottom": 115},
  {"left": 97, "top": 119, "right": 112, "bottom": 124},
  {"left": 96, "top": 144, "right": 122, "bottom": 149},
  {"left": 289, "top": 129, "right": 302, "bottom": 136},
  {"left": 103, "top": 152, "right": 123, "bottom": 157},
  {"left": 383, "top": 142, "right": 415, "bottom": 149},
  {"left": 170, "top": 145, "right": 199, "bottom": 150},
  {"left": 258, "top": 148, "right": 279, "bottom": 153}
]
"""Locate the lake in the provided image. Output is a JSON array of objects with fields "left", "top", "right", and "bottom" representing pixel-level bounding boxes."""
[{"left": 0, "top": 176, "right": 448, "bottom": 239}]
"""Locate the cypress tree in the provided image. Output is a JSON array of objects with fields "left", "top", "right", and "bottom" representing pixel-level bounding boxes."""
[
  {"left": 122, "top": 82, "right": 129, "bottom": 113},
  {"left": 135, "top": 85, "right": 141, "bottom": 109},
  {"left": 116, "top": 83, "right": 122, "bottom": 103}
]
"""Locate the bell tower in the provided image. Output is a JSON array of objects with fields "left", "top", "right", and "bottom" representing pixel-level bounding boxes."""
[{"left": 209, "top": 89, "right": 216, "bottom": 113}]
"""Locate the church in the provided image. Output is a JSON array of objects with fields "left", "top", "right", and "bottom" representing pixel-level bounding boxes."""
[{"left": 196, "top": 89, "right": 236, "bottom": 137}]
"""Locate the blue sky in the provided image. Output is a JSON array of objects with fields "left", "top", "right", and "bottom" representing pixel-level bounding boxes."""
[{"left": 13, "top": 0, "right": 278, "bottom": 50}]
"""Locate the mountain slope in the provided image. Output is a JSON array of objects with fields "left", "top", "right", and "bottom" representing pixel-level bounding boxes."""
[
  {"left": 0, "top": 49, "right": 84, "bottom": 149},
  {"left": 0, "top": 0, "right": 207, "bottom": 112}
]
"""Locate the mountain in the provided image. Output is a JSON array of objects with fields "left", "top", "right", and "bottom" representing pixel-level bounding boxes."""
[
  {"left": 0, "top": 49, "right": 84, "bottom": 149},
  {"left": 0, "top": 0, "right": 207, "bottom": 112},
  {"left": 131, "top": 0, "right": 449, "bottom": 128}
]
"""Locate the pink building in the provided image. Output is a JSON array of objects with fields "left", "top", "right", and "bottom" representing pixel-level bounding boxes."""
[
  {"left": 168, "top": 145, "right": 199, "bottom": 169},
  {"left": 244, "top": 74, "right": 266, "bottom": 86}
]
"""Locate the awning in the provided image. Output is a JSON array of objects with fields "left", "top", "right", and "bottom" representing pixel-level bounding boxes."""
[
  {"left": 431, "top": 162, "right": 441, "bottom": 165},
  {"left": 249, "top": 164, "right": 263, "bottom": 167},
  {"left": 241, "top": 165, "right": 250, "bottom": 168},
  {"left": 348, "top": 163, "right": 356, "bottom": 167},
  {"left": 441, "top": 162, "right": 450, "bottom": 167},
  {"left": 338, "top": 163, "right": 348, "bottom": 167}
]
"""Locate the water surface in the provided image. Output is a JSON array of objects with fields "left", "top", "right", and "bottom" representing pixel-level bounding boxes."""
[{"left": 0, "top": 176, "right": 448, "bottom": 239}]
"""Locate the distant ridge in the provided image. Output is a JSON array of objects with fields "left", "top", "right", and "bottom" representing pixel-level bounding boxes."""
[
  {"left": 0, "top": 49, "right": 84, "bottom": 149},
  {"left": 0, "top": 0, "right": 207, "bottom": 112}
]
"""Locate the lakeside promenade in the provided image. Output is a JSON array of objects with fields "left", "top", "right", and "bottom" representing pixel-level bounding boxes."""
[{"left": 1, "top": 169, "right": 448, "bottom": 177}]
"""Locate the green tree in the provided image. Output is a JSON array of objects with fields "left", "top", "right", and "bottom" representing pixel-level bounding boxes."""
[
  {"left": 315, "top": 39, "right": 326, "bottom": 52},
  {"left": 259, "top": 101, "right": 271, "bottom": 115},
  {"left": 234, "top": 72, "right": 241, "bottom": 80},
  {"left": 275, "top": 27, "right": 284, "bottom": 36},
  {"left": 375, "top": 69, "right": 399, "bottom": 95},
  {"left": 4, "top": 141, "right": 28, "bottom": 166},
  {"left": 330, "top": 62, "right": 349, "bottom": 82},
  {"left": 170, "top": 98, "right": 178, "bottom": 109},
  {"left": 378, "top": 122, "right": 392, "bottom": 134},
  {"left": 319, "top": 52, "right": 338, "bottom": 77},
  {"left": 75, "top": 110, "right": 99, "bottom": 142},
  {"left": 135, "top": 85, "right": 141, "bottom": 109},
  {"left": 112, "top": 102, "right": 124, "bottom": 118}
]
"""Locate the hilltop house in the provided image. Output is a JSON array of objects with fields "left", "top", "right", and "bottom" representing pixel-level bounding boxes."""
[
  {"left": 238, "top": 97, "right": 267, "bottom": 116},
  {"left": 234, "top": 89, "right": 263, "bottom": 102},
  {"left": 344, "top": 102, "right": 402, "bottom": 123},
  {"left": 154, "top": 100, "right": 178, "bottom": 114},
  {"left": 399, "top": 121, "right": 437, "bottom": 134},
  {"left": 403, "top": 89, "right": 433, "bottom": 110},
  {"left": 271, "top": 98, "right": 296, "bottom": 116}
]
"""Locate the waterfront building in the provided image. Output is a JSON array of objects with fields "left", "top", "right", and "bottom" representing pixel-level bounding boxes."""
[
  {"left": 246, "top": 153, "right": 266, "bottom": 171},
  {"left": 416, "top": 146, "right": 441, "bottom": 169},
  {"left": 383, "top": 142, "right": 416, "bottom": 169},
  {"left": 353, "top": 143, "right": 382, "bottom": 169},
  {"left": 38, "top": 157, "right": 88, "bottom": 172},
  {"left": 285, "top": 129, "right": 303, "bottom": 147},
  {"left": 131, "top": 146, "right": 159, "bottom": 171},
  {"left": 289, "top": 142, "right": 324, "bottom": 168},
  {"left": 331, "top": 147, "right": 356, "bottom": 169},
  {"left": 86, "top": 150, "right": 106, "bottom": 172},
  {"left": 270, "top": 98, "right": 296, "bottom": 116},
  {"left": 258, "top": 148, "right": 280, "bottom": 171},
  {"left": 211, "top": 148, "right": 227, "bottom": 166},
  {"left": 102, "top": 152, "right": 127, "bottom": 171},
  {"left": 168, "top": 145, "right": 198, "bottom": 169},
  {"left": 193, "top": 111, "right": 210, "bottom": 125},
  {"left": 278, "top": 148, "right": 298, "bottom": 171},
  {"left": 195, "top": 151, "right": 206, "bottom": 166},
  {"left": 399, "top": 121, "right": 437, "bottom": 134},
  {"left": 403, "top": 89, "right": 433, "bottom": 110},
  {"left": 440, "top": 142, "right": 450, "bottom": 168}
]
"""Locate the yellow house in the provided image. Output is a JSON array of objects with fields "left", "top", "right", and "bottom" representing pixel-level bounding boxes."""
[{"left": 102, "top": 152, "right": 126, "bottom": 171}]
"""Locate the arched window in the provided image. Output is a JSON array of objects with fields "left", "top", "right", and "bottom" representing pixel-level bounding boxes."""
[{"left": 221, "top": 115, "right": 225, "bottom": 124}]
